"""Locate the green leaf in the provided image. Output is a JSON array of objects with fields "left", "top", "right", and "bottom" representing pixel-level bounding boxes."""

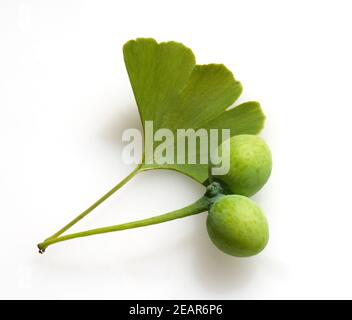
[{"left": 123, "top": 38, "right": 265, "bottom": 183}]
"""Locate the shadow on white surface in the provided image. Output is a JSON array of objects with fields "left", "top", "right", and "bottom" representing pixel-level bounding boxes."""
[
  {"left": 190, "top": 219, "right": 257, "bottom": 293},
  {"left": 99, "top": 104, "right": 142, "bottom": 148}
]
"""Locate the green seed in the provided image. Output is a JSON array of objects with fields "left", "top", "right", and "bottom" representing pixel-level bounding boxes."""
[
  {"left": 213, "top": 134, "right": 272, "bottom": 197},
  {"left": 207, "top": 195, "right": 269, "bottom": 257}
]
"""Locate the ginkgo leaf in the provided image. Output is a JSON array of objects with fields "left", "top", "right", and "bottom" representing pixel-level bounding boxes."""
[{"left": 123, "top": 38, "right": 265, "bottom": 183}]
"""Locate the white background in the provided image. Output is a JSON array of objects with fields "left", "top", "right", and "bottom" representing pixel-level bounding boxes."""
[{"left": 1, "top": 0, "right": 352, "bottom": 299}]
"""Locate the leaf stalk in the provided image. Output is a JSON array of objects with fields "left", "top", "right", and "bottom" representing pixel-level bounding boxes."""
[
  {"left": 44, "top": 165, "right": 143, "bottom": 242},
  {"left": 38, "top": 197, "right": 210, "bottom": 252}
]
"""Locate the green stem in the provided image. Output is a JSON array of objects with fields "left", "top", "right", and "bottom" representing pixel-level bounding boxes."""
[
  {"left": 45, "top": 165, "right": 142, "bottom": 241},
  {"left": 38, "top": 196, "right": 209, "bottom": 253}
]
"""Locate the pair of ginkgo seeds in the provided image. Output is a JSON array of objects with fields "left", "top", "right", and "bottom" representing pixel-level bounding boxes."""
[{"left": 207, "top": 134, "right": 271, "bottom": 257}]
